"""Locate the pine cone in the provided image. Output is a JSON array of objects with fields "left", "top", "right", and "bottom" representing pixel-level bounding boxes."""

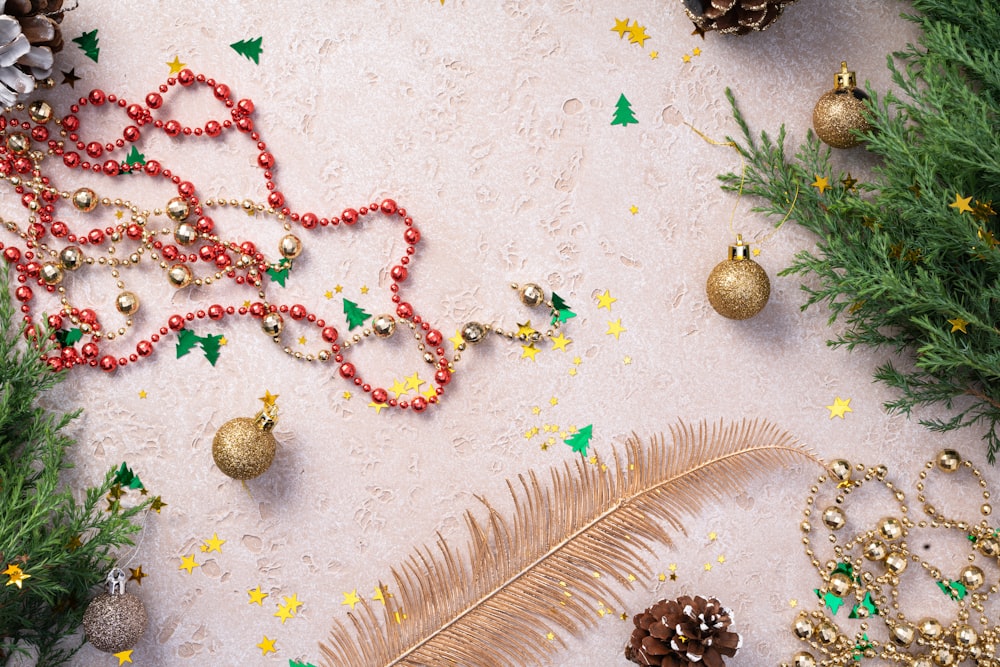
[
  {"left": 625, "top": 595, "right": 742, "bottom": 667},
  {"left": 683, "top": 0, "right": 797, "bottom": 35},
  {"left": 0, "top": 0, "right": 65, "bottom": 107}
]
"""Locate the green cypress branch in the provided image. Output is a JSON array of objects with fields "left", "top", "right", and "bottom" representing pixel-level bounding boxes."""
[{"left": 720, "top": 0, "right": 1000, "bottom": 460}]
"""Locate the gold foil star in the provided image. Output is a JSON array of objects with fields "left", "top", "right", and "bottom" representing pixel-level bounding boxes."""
[
  {"left": 531, "top": 406, "right": 541, "bottom": 415},
  {"left": 630, "top": 205, "right": 638, "bottom": 215},
  {"left": 334, "top": 284, "right": 343, "bottom": 293},
  {"left": 596, "top": 290, "right": 617, "bottom": 311},
  {"left": 324, "top": 290, "right": 333, "bottom": 299},
  {"left": 389, "top": 378, "right": 409, "bottom": 398},
  {"left": 811, "top": 175, "right": 830, "bottom": 194},
  {"left": 717, "top": 555, "right": 726, "bottom": 564},
  {"left": 201, "top": 533, "right": 225, "bottom": 553},
  {"left": 704, "top": 562, "right": 713, "bottom": 571},
  {"left": 949, "top": 193, "right": 973, "bottom": 214},
  {"left": 178, "top": 554, "right": 199, "bottom": 574},
  {"left": 114, "top": 650, "right": 134, "bottom": 665},
  {"left": 360, "top": 285, "right": 370, "bottom": 294},
  {"left": 611, "top": 17, "right": 630, "bottom": 38},
  {"left": 342, "top": 589, "right": 361, "bottom": 610},
  {"left": 259, "top": 391, "right": 279, "bottom": 408},
  {"left": 546, "top": 631, "right": 556, "bottom": 641},
  {"left": 516, "top": 321, "right": 536, "bottom": 337},
  {"left": 138, "top": 390, "right": 147, "bottom": 399},
  {"left": 692, "top": 47, "right": 702, "bottom": 56},
  {"left": 297, "top": 335, "right": 306, "bottom": 345},
  {"left": 708, "top": 531, "right": 718, "bottom": 541},
  {"left": 66, "top": 535, "right": 82, "bottom": 551},
  {"left": 627, "top": 22, "right": 650, "bottom": 46},
  {"left": 150, "top": 496, "right": 166, "bottom": 513},
  {"left": 682, "top": 53, "right": 691, "bottom": 63},
  {"left": 550, "top": 396, "right": 558, "bottom": 406},
  {"left": 841, "top": 173, "right": 858, "bottom": 190},
  {"left": 606, "top": 319, "right": 627, "bottom": 340},
  {"left": 550, "top": 332, "right": 572, "bottom": 351},
  {"left": 826, "top": 397, "right": 853, "bottom": 419},
  {"left": 343, "top": 391, "right": 352, "bottom": 400},
  {"left": 256, "top": 636, "right": 276, "bottom": 656},
  {"left": 948, "top": 317, "right": 969, "bottom": 333},
  {"left": 3, "top": 564, "right": 29, "bottom": 588},
  {"left": 128, "top": 566, "right": 147, "bottom": 585},
  {"left": 649, "top": 50, "right": 659, "bottom": 60},
  {"left": 421, "top": 385, "right": 437, "bottom": 400},
  {"left": 623, "top": 356, "right": 632, "bottom": 365},
  {"left": 166, "top": 56, "right": 186, "bottom": 74},
  {"left": 368, "top": 401, "right": 388, "bottom": 414},
  {"left": 283, "top": 594, "right": 303, "bottom": 614},
  {"left": 373, "top": 584, "right": 391, "bottom": 605},
  {"left": 405, "top": 373, "right": 425, "bottom": 391},
  {"left": 521, "top": 344, "right": 540, "bottom": 361},
  {"left": 247, "top": 586, "right": 268, "bottom": 605},
  {"left": 449, "top": 330, "right": 465, "bottom": 348},
  {"left": 790, "top": 599, "right": 798, "bottom": 608},
  {"left": 274, "top": 603, "right": 295, "bottom": 624}
]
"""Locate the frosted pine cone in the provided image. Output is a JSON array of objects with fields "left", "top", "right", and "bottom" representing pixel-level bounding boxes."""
[
  {"left": 625, "top": 595, "right": 742, "bottom": 667},
  {"left": 0, "top": 0, "right": 65, "bottom": 106},
  {"left": 683, "top": 0, "right": 798, "bottom": 35}
]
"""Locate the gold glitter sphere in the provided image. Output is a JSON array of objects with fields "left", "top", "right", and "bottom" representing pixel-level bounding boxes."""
[
  {"left": 83, "top": 570, "right": 146, "bottom": 654},
  {"left": 828, "top": 459, "right": 852, "bottom": 483},
  {"left": 519, "top": 283, "right": 544, "bottom": 307},
  {"left": 212, "top": 404, "right": 278, "bottom": 480},
  {"left": 706, "top": 236, "right": 770, "bottom": 320},
  {"left": 813, "top": 62, "right": 873, "bottom": 149}
]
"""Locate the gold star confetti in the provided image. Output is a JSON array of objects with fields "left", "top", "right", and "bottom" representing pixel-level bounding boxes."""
[
  {"left": 704, "top": 562, "right": 713, "bottom": 571},
  {"left": 708, "top": 531, "right": 718, "bottom": 541},
  {"left": 629, "top": 204, "right": 638, "bottom": 215},
  {"left": 606, "top": 319, "right": 627, "bottom": 340},
  {"left": 66, "top": 535, "right": 82, "bottom": 551},
  {"left": 717, "top": 555, "right": 726, "bottom": 564},
  {"left": 257, "top": 636, "right": 276, "bottom": 656},
  {"left": 200, "top": 533, "right": 225, "bottom": 553},
  {"left": 389, "top": 378, "right": 409, "bottom": 398},
  {"left": 568, "top": 368, "right": 577, "bottom": 376},
  {"left": 260, "top": 391, "right": 279, "bottom": 408},
  {"left": 627, "top": 22, "right": 650, "bottom": 46},
  {"left": 343, "top": 391, "right": 352, "bottom": 400},
  {"left": 692, "top": 46, "right": 702, "bottom": 56},
  {"left": 114, "top": 650, "right": 133, "bottom": 665},
  {"left": 360, "top": 285, "right": 370, "bottom": 294},
  {"left": 841, "top": 173, "right": 858, "bottom": 190},
  {"left": 550, "top": 396, "right": 559, "bottom": 406},
  {"left": 150, "top": 496, "right": 166, "bottom": 513},
  {"left": 692, "top": 23, "right": 707, "bottom": 38},
  {"left": 826, "top": 397, "right": 853, "bottom": 419},
  {"left": 405, "top": 373, "right": 424, "bottom": 391},
  {"left": 949, "top": 317, "right": 969, "bottom": 333},
  {"left": 114, "top": 210, "right": 123, "bottom": 219},
  {"left": 138, "top": 390, "right": 146, "bottom": 399},
  {"left": 790, "top": 599, "right": 799, "bottom": 608},
  {"left": 368, "top": 401, "right": 388, "bottom": 414},
  {"left": 248, "top": 586, "right": 268, "bottom": 605},
  {"left": 297, "top": 335, "right": 306, "bottom": 345},
  {"left": 342, "top": 589, "right": 362, "bottom": 610},
  {"left": 517, "top": 321, "right": 536, "bottom": 337},
  {"left": 178, "top": 554, "right": 199, "bottom": 574},
  {"left": 811, "top": 175, "right": 830, "bottom": 194},
  {"left": 334, "top": 284, "right": 343, "bottom": 293},
  {"left": 596, "top": 290, "right": 617, "bottom": 310},
  {"left": 623, "top": 356, "right": 632, "bottom": 365},
  {"left": 546, "top": 631, "right": 556, "bottom": 641},
  {"left": 550, "top": 332, "right": 572, "bottom": 351},
  {"left": 324, "top": 290, "right": 333, "bottom": 299},
  {"left": 166, "top": 56, "right": 186, "bottom": 74},
  {"left": 611, "top": 17, "right": 630, "bottom": 38},
  {"left": 658, "top": 573, "right": 666, "bottom": 582},
  {"left": 449, "top": 330, "right": 465, "bottom": 348},
  {"left": 524, "top": 426, "right": 538, "bottom": 439},
  {"left": 949, "top": 193, "right": 973, "bottom": 214},
  {"left": 128, "top": 566, "right": 146, "bottom": 585},
  {"left": 531, "top": 406, "right": 541, "bottom": 415},
  {"left": 274, "top": 603, "right": 294, "bottom": 624},
  {"left": 627, "top": 573, "right": 637, "bottom": 582},
  {"left": 421, "top": 385, "right": 437, "bottom": 400},
  {"left": 682, "top": 53, "right": 691, "bottom": 63},
  {"left": 283, "top": 594, "right": 303, "bottom": 613},
  {"left": 752, "top": 247, "right": 761, "bottom": 256},
  {"left": 3, "top": 564, "right": 29, "bottom": 588},
  {"left": 669, "top": 563, "right": 677, "bottom": 572},
  {"left": 573, "top": 356, "right": 582, "bottom": 365},
  {"left": 521, "top": 344, "right": 540, "bottom": 361},
  {"left": 373, "top": 585, "right": 390, "bottom": 605},
  {"left": 972, "top": 200, "right": 996, "bottom": 222},
  {"left": 649, "top": 50, "right": 659, "bottom": 59}
]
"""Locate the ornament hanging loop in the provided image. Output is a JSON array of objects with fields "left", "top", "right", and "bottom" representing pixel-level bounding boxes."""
[{"left": 106, "top": 567, "right": 128, "bottom": 595}]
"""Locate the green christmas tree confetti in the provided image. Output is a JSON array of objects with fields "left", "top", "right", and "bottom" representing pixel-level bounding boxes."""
[
  {"left": 72, "top": 29, "right": 100, "bottom": 62},
  {"left": 564, "top": 424, "right": 593, "bottom": 456},
  {"left": 230, "top": 36, "right": 263, "bottom": 64},
  {"left": 343, "top": 298, "right": 372, "bottom": 331},
  {"left": 175, "top": 329, "right": 200, "bottom": 358},
  {"left": 267, "top": 258, "right": 292, "bottom": 287},
  {"left": 124, "top": 146, "right": 145, "bottom": 167},
  {"left": 54, "top": 327, "right": 82, "bottom": 348},
  {"left": 849, "top": 591, "right": 879, "bottom": 618},
  {"left": 550, "top": 292, "right": 576, "bottom": 325},
  {"left": 200, "top": 334, "right": 224, "bottom": 367},
  {"left": 175, "top": 329, "right": 224, "bottom": 366},
  {"left": 938, "top": 580, "right": 968, "bottom": 601},
  {"left": 611, "top": 93, "right": 637, "bottom": 127},
  {"left": 289, "top": 661, "right": 318, "bottom": 667},
  {"left": 113, "top": 462, "right": 144, "bottom": 490}
]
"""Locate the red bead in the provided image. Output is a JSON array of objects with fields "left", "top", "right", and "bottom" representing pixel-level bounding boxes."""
[
  {"left": 380, "top": 199, "right": 397, "bottom": 215},
  {"left": 341, "top": 208, "right": 358, "bottom": 225},
  {"left": 137, "top": 340, "right": 153, "bottom": 356},
  {"left": 267, "top": 191, "right": 284, "bottom": 208},
  {"left": 425, "top": 330, "right": 442, "bottom": 346},
  {"left": 144, "top": 160, "right": 161, "bottom": 175},
  {"left": 124, "top": 125, "right": 140, "bottom": 142},
  {"left": 168, "top": 315, "right": 185, "bottom": 330},
  {"left": 30, "top": 126, "right": 48, "bottom": 142},
  {"left": 206, "top": 304, "right": 223, "bottom": 320},
  {"left": 47, "top": 357, "right": 63, "bottom": 372},
  {"left": 213, "top": 83, "right": 230, "bottom": 99},
  {"left": 178, "top": 181, "right": 195, "bottom": 197},
  {"left": 14, "top": 286, "right": 32, "bottom": 301},
  {"left": 390, "top": 265, "right": 408, "bottom": 282},
  {"left": 205, "top": 120, "right": 221, "bottom": 137},
  {"left": 240, "top": 241, "right": 256, "bottom": 255},
  {"left": 62, "top": 114, "right": 79, "bottom": 131},
  {"left": 290, "top": 304, "right": 306, "bottom": 320},
  {"left": 163, "top": 246, "right": 178, "bottom": 260},
  {"left": 3, "top": 247, "right": 20, "bottom": 262},
  {"left": 372, "top": 388, "right": 388, "bottom": 404},
  {"left": 47, "top": 314, "right": 62, "bottom": 328},
  {"left": 322, "top": 327, "right": 338, "bottom": 343},
  {"left": 24, "top": 261, "right": 40, "bottom": 276},
  {"left": 49, "top": 221, "right": 68, "bottom": 238},
  {"left": 88, "top": 229, "right": 104, "bottom": 245},
  {"left": 164, "top": 120, "right": 181, "bottom": 137},
  {"left": 99, "top": 355, "right": 117, "bottom": 372},
  {"left": 102, "top": 160, "right": 119, "bottom": 176},
  {"left": 301, "top": 212, "right": 318, "bottom": 229},
  {"left": 195, "top": 216, "right": 214, "bottom": 234},
  {"left": 237, "top": 98, "right": 254, "bottom": 115},
  {"left": 236, "top": 117, "right": 253, "bottom": 132},
  {"left": 215, "top": 254, "right": 231, "bottom": 269},
  {"left": 411, "top": 397, "right": 428, "bottom": 412},
  {"left": 178, "top": 69, "right": 195, "bottom": 86},
  {"left": 396, "top": 302, "right": 413, "bottom": 319},
  {"left": 435, "top": 369, "right": 451, "bottom": 386},
  {"left": 88, "top": 89, "right": 106, "bottom": 105},
  {"left": 249, "top": 302, "right": 265, "bottom": 317},
  {"left": 85, "top": 142, "right": 102, "bottom": 158},
  {"left": 339, "top": 362, "right": 356, "bottom": 379},
  {"left": 404, "top": 227, "right": 420, "bottom": 244},
  {"left": 61, "top": 346, "right": 77, "bottom": 361},
  {"left": 127, "top": 104, "right": 143, "bottom": 120},
  {"left": 258, "top": 151, "right": 275, "bottom": 168},
  {"left": 81, "top": 342, "right": 99, "bottom": 358}
]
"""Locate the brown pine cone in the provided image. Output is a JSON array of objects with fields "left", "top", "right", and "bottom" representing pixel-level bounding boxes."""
[
  {"left": 683, "top": 0, "right": 798, "bottom": 35},
  {"left": 624, "top": 595, "right": 742, "bottom": 667},
  {"left": 0, "top": 0, "right": 65, "bottom": 106}
]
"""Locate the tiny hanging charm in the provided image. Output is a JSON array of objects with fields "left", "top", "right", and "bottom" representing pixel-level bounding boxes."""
[
  {"left": 706, "top": 235, "right": 770, "bottom": 319},
  {"left": 813, "top": 61, "right": 874, "bottom": 149},
  {"left": 83, "top": 568, "right": 147, "bottom": 654},
  {"left": 212, "top": 392, "right": 279, "bottom": 479}
]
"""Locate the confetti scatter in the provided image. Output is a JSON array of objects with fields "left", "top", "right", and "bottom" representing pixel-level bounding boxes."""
[
  {"left": 949, "top": 193, "right": 973, "bottom": 214},
  {"left": 178, "top": 554, "right": 199, "bottom": 574},
  {"left": 948, "top": 317, "right": 969, "bottom": 333},
  {"left": 166, "top": 56, "right": 186, "bottom": 74},
  {"left": 611, "top": 94, "right": 638, "bottom": 127},
  {"left": 826, "top": 396, "right": 853, "bottom": 419},
  {"left": 342, "top": 589, "right": 362, "bottom": 610},
  {"left": 248, "top": 586, "right": 268, "bottom": 605},
  {"left": 257, "top": 635, "right": 277, "bottom": 656},
  {"left": 72, "top": 29, "right": 100, "bottom": 62},
  {"left": 231, "top": 36, "right": 263, "bottom": 64},
  {"left": 811, "top": 175, "right": 830, "bottom": 194}
]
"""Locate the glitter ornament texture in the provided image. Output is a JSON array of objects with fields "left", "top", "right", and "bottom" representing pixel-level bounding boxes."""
[
  {"left": 82, "top": 569, "right": 147, "bottom": 654},
  {"left": 705, "top": 236, "right": 770, "bottom": 320},
  {"left": 812, "top": 61, "right": 874, "bottom": 149},
  {"left": 212, "top": 399, "right": 278, "bottom": 480}
]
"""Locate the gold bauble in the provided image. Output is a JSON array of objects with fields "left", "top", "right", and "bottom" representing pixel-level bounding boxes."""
[
  {"left": 40, "top": 262, "right": 64, "bottom": 285},
  {"left": 813, "top": 62, "right": 873, "bottom": 149},
  {"left": 519, "top": 283, "right": 544, "bottom": 307},
  {"left": 955, "top": 624, "right": 979, "bottom": 647},
  {"left": 6, "top": 132, "right": 29, "bottom": 154},
  {"left": 792, "top": 652, "right": 817, "bottom": 667},
  {"left": 174, "top": 222, "right": 198, "bottom": 245},
  {"left": 72, "top": 187, "right": 98, "bottom": 212},
  {"left": 279, "top": 234, "right": 302, "bottom": 259},
  {"left": 891, "top": 623, "right": 916, "bottom": 647},
  {"left": 978, "top": 536, "right": 1000, "bottom": 557},
  {"left": 212, "top": 408, "right": 278, "bottom": 480},
  {"left": 822, "top": 506, "right": 846, "bottom": 530},
  {"left": 60, "top": 246, "right": 84, "bottom": 270},
  {"left": 936, "top": 448, "right": 961, "bottom": 472},
  {"left": 167, "top": 264, "right": 193, "bottom": 288},
  {"left": 706, "top": 235, "right": 770, "bottom": 320},
  {"left": 884, "top": 550, "right": 908, "bottom": 574},
  {"left": 793, "top": 615, "right": 814, "bottom": 639},
  {"left": 816, "top": 621, "right": 838, "bottom": 645},
  {"left": 960, "top": 564, "right": 985, "bottom": 590},
  {"left": 83, "top": 569, "right": 146, "bottom": 654},
  {"left": 28, "top": 100, "right": 53, "bottom": 123},
  {"left": 166, "top": 196, "right": 190, "bottom": 221},
  {"left": 919, "top": 617, "right": 944, "bottom": 639},
  {"left": 828, "top": 571, "right": 853, "bottom": 597},
  {"left": 878, "top": 516, "right": 903, "bottom": 541},
  {"left": 828, "top": 459, "right": 852, "bottom": 483},
  {"left": 863, "top": 540, "right": 887, "bottom": 561},
  {"left": 372, "top": 314, "right": 396, "bottom": 339},
  {"left": 115, "top": 291, "right": 140, "bottom": 316},
  {"left": 461, "top": 321, "right": 486, "bottom": 345}
]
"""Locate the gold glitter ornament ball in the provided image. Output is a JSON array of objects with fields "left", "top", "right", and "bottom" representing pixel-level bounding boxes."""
[
  {"left": 212, "top": 398, "right": 279, "bottom": 479},
  {"left": 83, "top": 569, "right": 147, "bottom": 654},
  {"left": 706, "top": 236, "right": 770, "bottom": 320},
  {"left": 813, "top": 62, "right": 873, "bottom": 149}
]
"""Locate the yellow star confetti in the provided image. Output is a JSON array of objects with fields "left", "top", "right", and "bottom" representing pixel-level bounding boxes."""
[
  {"left": 708, "top": 531, "right": 718, "bottom": 541},
  {"left": 531, "top": 406, "right": 541, "bottom": 415},
  {"left": 550, "top": 332, "right": 572, "bottom": 351},
  {"left": 360, "top": 285, "right": 370, "bottom": 294},
  {"left": 421, "top": 385, "right": 437, "bottom": 401},
  {"left": 692, "top": 47, "right": 702, "bottom": 56},
  {"left": 606, "top": 319, "right": 627, "bottom": 340},
  {"left": 521, "top": 344, "right": 540, "bottom": 361},
  {"left": 178, "top": 554, "right": 199, "bottom": 574},
  {"left": 334, "top": 284, "right": 344, "bottom": 293},
  {"left": 841, "top": 173, "right": 858, "bottom": 190},
  {"left": 373, "top": 585, "right": 389, "bottom": 605},
  {"left": 572, "top": 356, "right": 582, "bottom": 365},
  {"left": 114, "top": 649, "right": 134, "bottom": 665},
  {"left": 247, "top": 586, "right": 268, "bottom": 605},
  {"left": 524, "top": 426, "right": 539, "bottom": 439},
  {"left": 596, "top": 290, "right": 617, "bottom": 310},
  {"left": 368, "top": 401, "right": 388, "bottom": 414},
  {"left": 115, "top": 210, "right": 124, "bottom": 219},
  {"left": 257, "top": 636, "right": 276, "bottom": 656},
  {"left": 949, "top": 193, "right": 973, "bottom": 214},
  {"left": 550, "top": 396, "right": 559, "bottom": 406},
  {"left": 449, "top": 330, "right": 465, "bottom": 348},
  {"left": 517, "top": 321, "right": 536, "bottom": 337},
  {"left": 138, "top": 390, "right": 147, "bottom": 399},
  {"left": 704, "top": 563, "right": 713, "bottom": 571},
  {"left": 324, "top": 290, "right": 333, "bottom": 299},
  {"left": 200, "top": 533, "right": 225, "bottom": 553},
  {"left": 219, "top": 337, "right": 227, "bottom": 346},
  {"left": 789, "top": 599, "right": 799, "bottom": 608},
  {"left": 282, "top": 594, "right": 303, "bottom": 613},
  {"left": 389, "top": 378, "right": 409, "bottom": 398},
  {"left": 274, "top": 603, "right": 294, "bottom": 624},
  {"left": 128, "top": 566, "right": 146, "bottom": 585},
  {"left": 343, "top": 391, "right": 352, "bottom": 400},
  {"left": 546, "top": 631, "right": 556, "bottom": 641},
  {"left": 611, "top": 17, "right": 630, "bottom": 38},
  {"left": 948, "top": 317, "right": 969, "bottom": 333},
  {"left": 623, "top": 356, "right": 632, "bottom": 365},
  {"left": 297, "top": 335, "right": 306, "bottom": 345},
  {"left": 568, "top": 368, "right": 577, "bottom": 376},
  {"left": 405, "top": 373, "right": 425, "bottom": 391},
  {"left": 630, "top": 205, "right": 638, "bottom": 215},
  {"left": 166, "top": 56, "right": 186, "bottom": 74},
  {"left": 682, "top": 53, "right": 691, "bottom": 63},
  {"left": 3, "top": 564, "right": 29, "bottom": 588},
  {"left": 150, "top": 496, "right": 166, "bottom": 513},
  {"left": 342, "top": 589, "right": 361, "bottom": 610},
  {"left": 811, "top": 175, "right": 830, "bottom": 193},
  {"left": 259, "top": 391, "right": 279, "bottom": 408},
  {"left": 826, "top": 397, "right": 853, "bottom": 419},
  {"left": 717, "top": 555, "right": 726, "bottom": 564},
  {"left": 649, "top": 50, "right": 659, "bottom": 60},
  {"left": 669, "top": 563, "right": 677, "bottom": 572},
  {"left": 658, "top": 573, "right": 666, "bottom": 582},
  {"left": 752, "top": 247, "right": 761, "bottom": 256},
  {"left": 627, "top": 22, "right": 650, "bottom": 46}
]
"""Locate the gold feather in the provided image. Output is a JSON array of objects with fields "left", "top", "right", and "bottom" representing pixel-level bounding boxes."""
[{"left": 320, "top": 419, "right": 821, "bottom": 667}]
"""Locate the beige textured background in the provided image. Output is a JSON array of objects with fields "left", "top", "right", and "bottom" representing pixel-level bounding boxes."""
[{"left": 7, "top": 0, "right": 992, "bottom": 665}]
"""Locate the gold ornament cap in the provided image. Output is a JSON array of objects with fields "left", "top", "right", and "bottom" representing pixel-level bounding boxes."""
[
  {"left": 255, "top": 402, "right": 278, "bottom": 432},
  {"left": 729, "top": 234, "right": 752, "bottom": 261},
  {"left": 833, "top": 61, "right": 857, "bottom": 90}
]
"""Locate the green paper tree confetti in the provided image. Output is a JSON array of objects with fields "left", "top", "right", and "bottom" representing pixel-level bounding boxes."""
[
  {"left": 289, "top": 661, "right": 317, "bottom": 667},
  {"left": 343, "top": 299, "right": 372, "bottom": 331},
  {"left": 938, "top": 580, "right": 968, "bottom": 601},
  {"left": 550, "top": 292, "right": 576, "bottom": 325},
  {"left": 267, "top": 259, "right": 292, "bottom": 287},
  {"left": 564, "top": 424, "right": 593, "bottom": 456},
  {"left": 54, "top": 328, "right": 82, "bottom": 348},
  {"left": 175, "top": 329, "right": 199, "bottom": 358},
  {"left": 230, "top": 36, "right": 263, "bottom": 64},
  {"left": 71, "top": 29, "right": 100, "bottom": 62},
  {"left": 200, "top": 334, "right": 224, "bottom": 366},
  {"left": 849, "top": 591, "right": 879, "bottom": 618},
  {"left": 124, "top": 146, "right": 145, "bottom": 168},
  {"left": 611, "top": 93, "right": 638, "bottom": 127},
  {"left": 175, "top": 329, "right": 224, "bottom": 366},
  {"left": 113, "top": 462, "right": 144, "bottom": 491}
]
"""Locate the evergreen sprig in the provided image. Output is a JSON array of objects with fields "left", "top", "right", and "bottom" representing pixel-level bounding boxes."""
[
  {"left": 0, "top": 276, "right": 149, "bottom": 665},
  {"left": 720, "top": 0, "right": 1000, "bottom": 459}
]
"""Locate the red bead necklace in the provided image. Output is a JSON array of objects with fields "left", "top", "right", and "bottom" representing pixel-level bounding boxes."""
[{"left": 0, "top": 70, "right": 569, "bottom": 412}]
